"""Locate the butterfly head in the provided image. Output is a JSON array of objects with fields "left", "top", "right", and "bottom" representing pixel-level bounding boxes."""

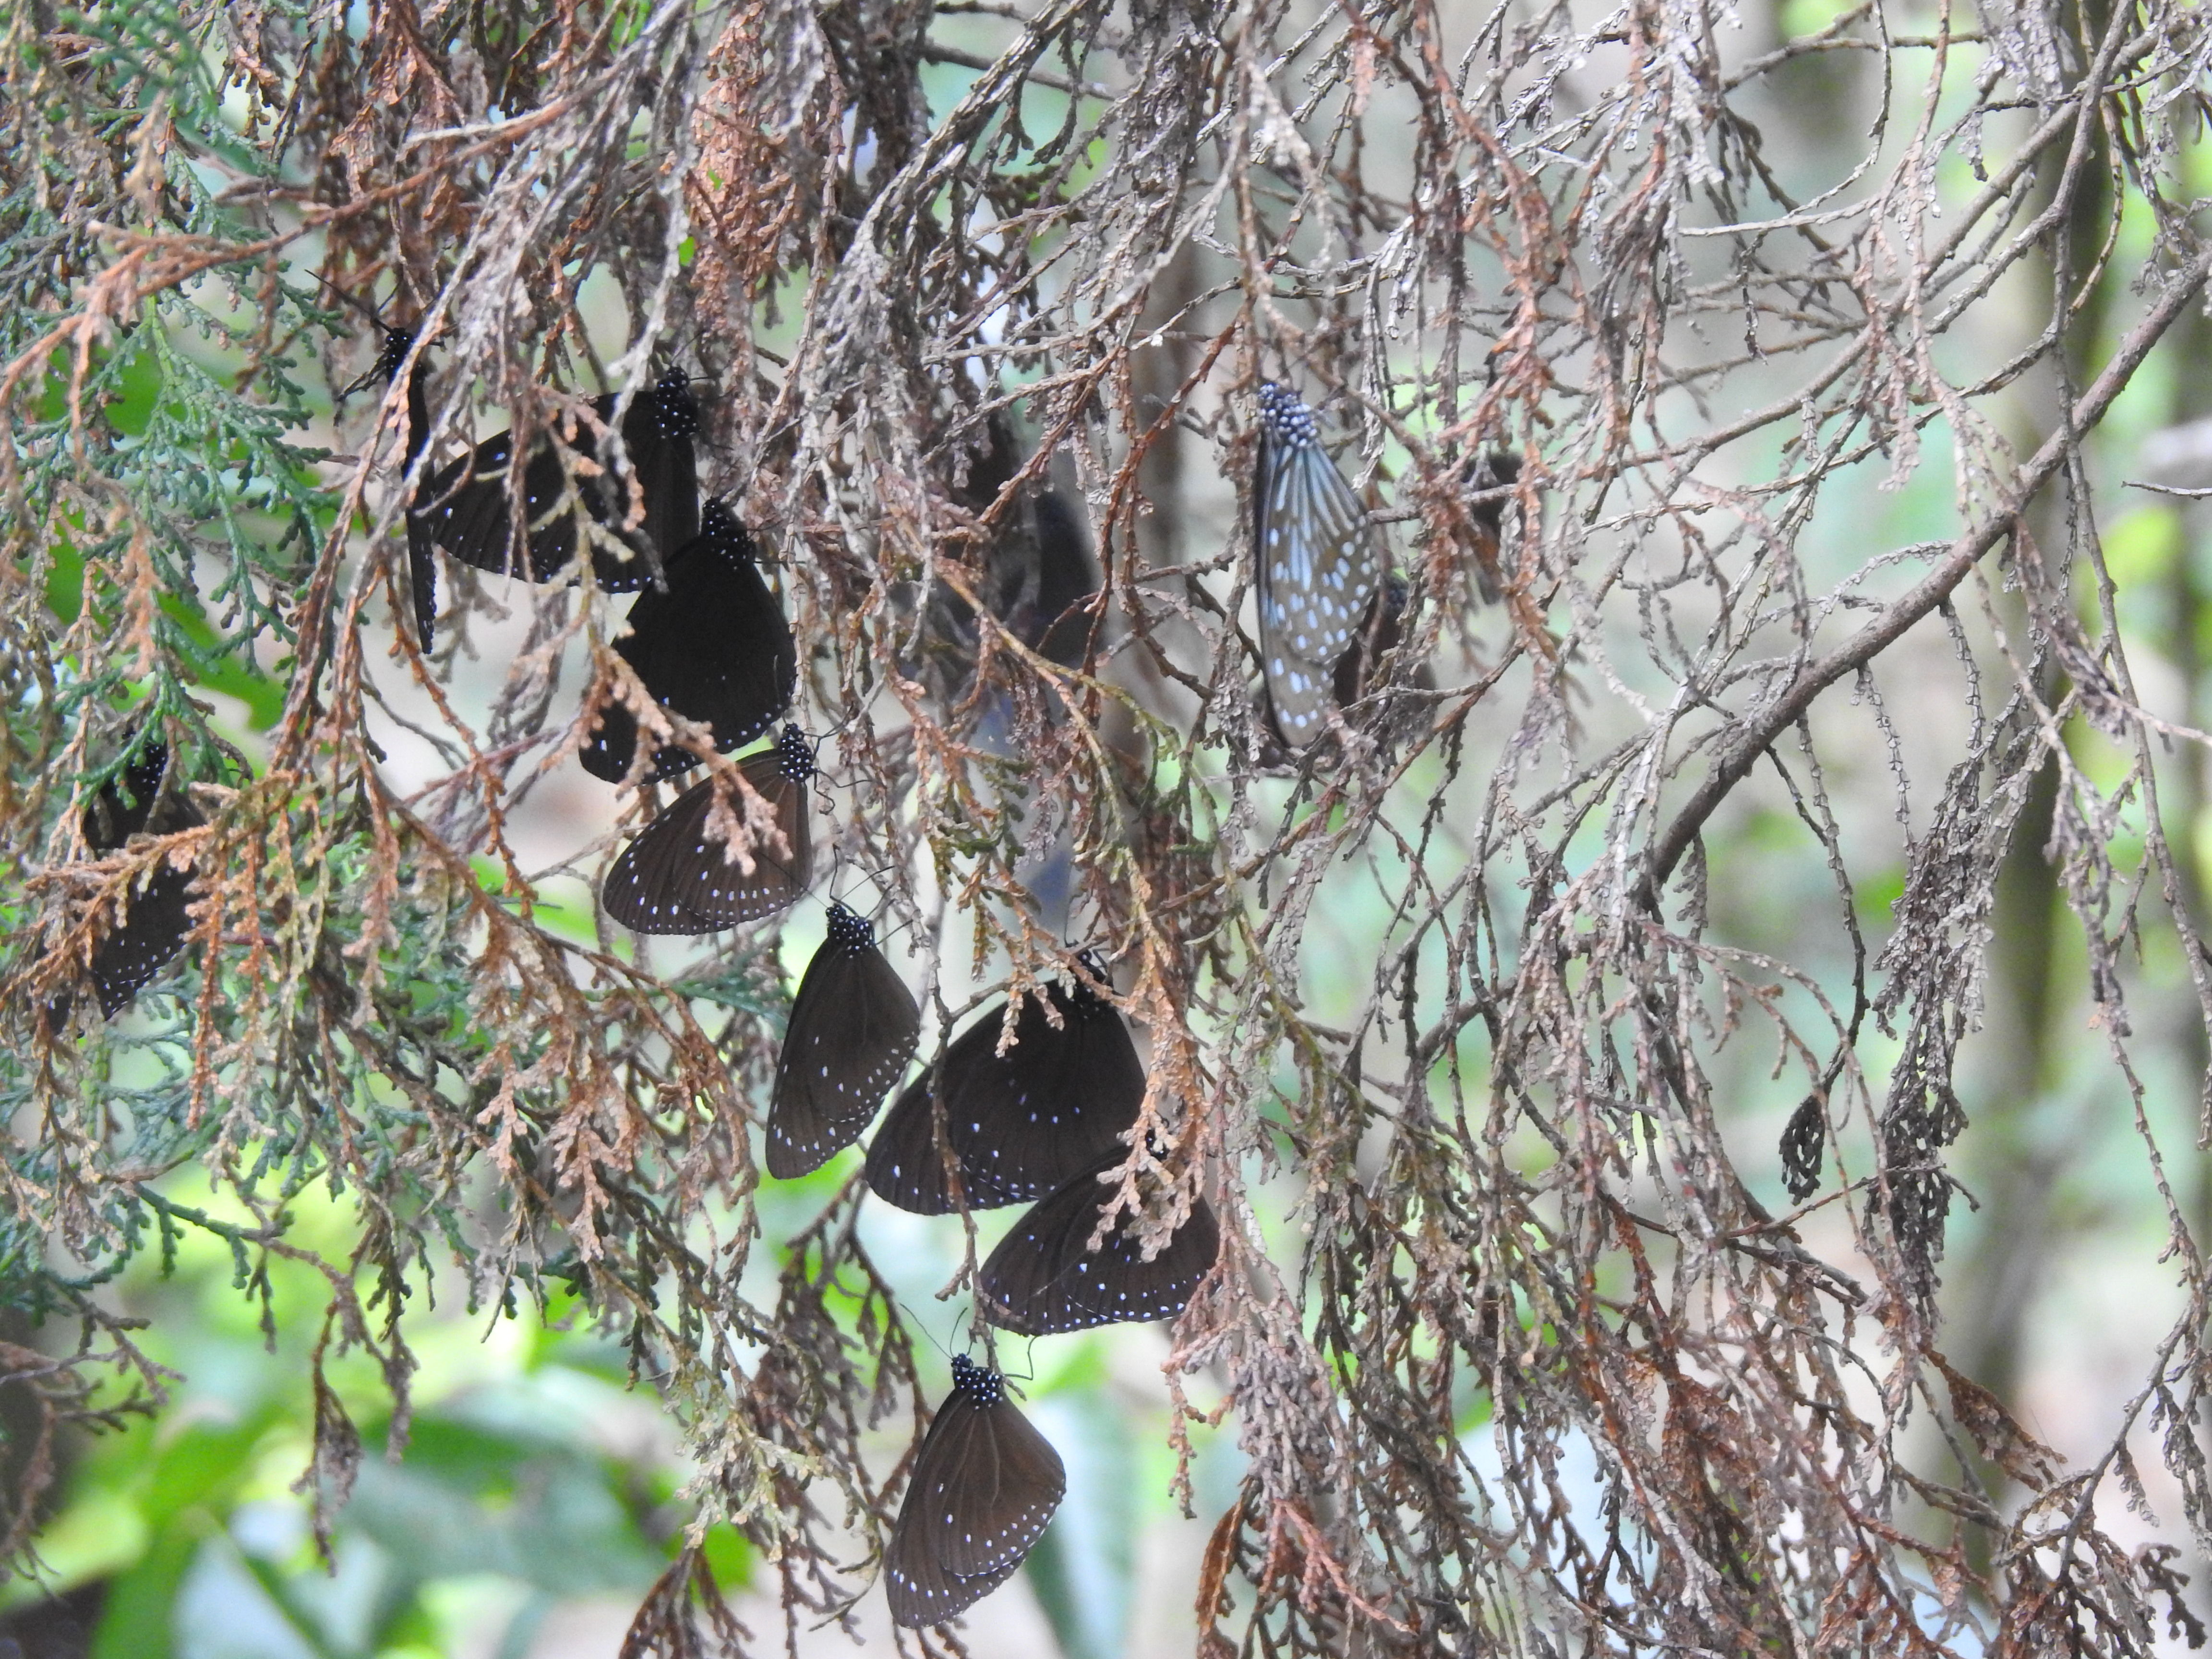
[
  {"left": 949, "top": 1353, "right": 1004, "bottom": 1407},
  {"left": 377, "top": 326, "right": 417, "bottom": 379},
  {"left": 697, "top": 497, "right": 747, "bottom": 547},
  {"left": 88, "top": 739, "right": 170, "bottom": 852},
  {"left": 773, "top": 724, "right": 816, "bottom": 785},
  {"left": 120, "top": 740, "right": 170, "bottom": 809},
  {"left": 342, "top": 326, "right": 419, "bottom": 397},
  {"left": 824, "top": 901, "right": 875, "bottom": 955},
  {"left": 1256, "top": 382, "right": 1320, "bottom": 449},
  {"left": 649, "top": 374, "right": 703, "bottom": 440}
]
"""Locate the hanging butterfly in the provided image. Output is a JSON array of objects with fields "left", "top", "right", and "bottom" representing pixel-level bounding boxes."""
[
  {"left": 1332, "top": 571, "right": 1413, "bottom": 711},
  {"left": 766, "top": 902, "right": 921, "bottom": 1178},
  {"left": 864, "top": 955, "right": 1145, "bottom": 1214},
  {"left": 600, "top": 724, "right": 816, "bottom": 934},
  {"left": 346, "top": 323, "right": 439, "bottom": 649},
  {"left": 1252, "top": 381, "right": 1384, "bottom": 749},
  {"left": 1014, "top": 485, "right": 1103, "bottom": 670},
  {"left": 415, "top": 371, "right": 701, "bottom": 591},
  {"left": 70, "top": 740, "right": 204, "bottom": 1019},
  {"left": 977, "top": 1146, "right": 1219, "bottom": 1334},
  {"left": 1461, "top": 449, "right": 1523, "bottom": 605},
  {"left": 579, "top": 500, "right": 797, "bottom": 785},
  {"left": 884, "top": 1353, "right": 1066, "bottom": 1628}
]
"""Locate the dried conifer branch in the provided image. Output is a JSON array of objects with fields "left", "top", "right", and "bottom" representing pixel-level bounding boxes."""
[{"left": 6, "top": 0, "right": 2212, "bottom": 1648}]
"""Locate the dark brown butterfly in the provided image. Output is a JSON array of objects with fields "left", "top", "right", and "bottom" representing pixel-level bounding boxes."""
[
  {"left": 74, "top": 741, "right": 204, "bottom": 1018},
  {"left": 1462, "top": 449, "right": 1523, "bottom": 604},
  {"left": 1253, "top": 382, "right": 1384, "bottom": 749},
  {"left": 1332, "top": 571, "right": 1413, "bottom": 710},
  {"left": 416, "top": 373, "right": 700, "bottom": 591},
  {"left": 884, "top": 1354, "right": 1065, "bottom": 1628},
  {"left": 600, "top": 724, "right": 815, "bottom": 934},
  {"left": 864, "top": 956, "right": 1145, "bottom": 1214},
  {"left": 977, "top": 1148, "right": 1219, "bottom": 1335},
  {"left": 579, "top": 500, "right": 796, "bottom": 784},
  {"left": 923, "top": 415, "right": 1102, "bottom": 694},
  {"left": 347, "top": 324, "right": 439, "bottom": 649},
  {"left": 1013, "top": 486, "right": 1102, "bottom": 669},
  {"left": 766, "top": 902, "right": 921, "bottom": 1178}
]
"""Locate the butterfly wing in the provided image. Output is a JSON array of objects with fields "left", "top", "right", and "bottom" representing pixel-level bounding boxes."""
[
  {"left": 923, "top": 1398, "right": 1065, "bottom": 1579},
  {"left": 768, "top": 916, "right": 921, "bottom": 1178},
  {"left": 1027, "top": 488, "right": 1102, "bottom": 668},
  {"left": 1331, "top": 573, "right": 1408, "bottom": 711},
  {"left": 600, "top": 379, "right": 700, "bottom": 592},
  {"left": 864, "top": 1013, "right": 1007, "bottom": 1215},
  {"left": 90, "top": 853, "right": 199, "bottom": 1017},
  {"left": 601, "top": 743, "right": 813, "bottom": 934},
  {"left": 1462, "top": 449, "right": 1522, "bottom": 605},
  {"left": 979, "top": 1161, "right": 1220, "bottom": 1335},
  {"left": 406, "top": 517, "right": 439, "bottom": 649},
  {"left": 84, "top": 742, "right": 168, "bottom": 851},
  {"left": 865, "top": 978, "right": 1146, "bottom": 1214},
  {"left": 579, "top": 506, "right": 796, "bottom": 784},
  {"left": 890, "top": 1361, "right": 1065, "bottom": 1591},
  {"left": 375, "top": 331, "right": 440, "bottom": 651},
  {"left": 949, "top": 979, "right": 1145, "bottom": 1206},
  {"left": 419, "top": 383, "right": 699, "bottom": 588},
  {"left": 884, "top": 1517, "right": 1019, "bottom": 1628},
  {"left": 80, "top": 751, "right": 203, "bottom": 1018},
  {"left": 1254, "top": 384, "right": 1383, "bottom": 748},
  {"left": 416, "top": 429, "right": 557, "bottom": 582}
]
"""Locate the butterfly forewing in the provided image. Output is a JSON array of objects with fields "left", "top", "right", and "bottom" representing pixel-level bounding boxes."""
[
  {"left": 864, "top": 971, "right": 1145, "bottom": 1214},
  {"left": 884, "top": 1355, "right": 1064, "bottom": 1628},
  {"left": 580, "top": 501, "right": 797, "bottom": 784},
  {"left": 601, "top": 725, "right": 815, "bottom": 934},
  {"left": 1028, "top": 489, "right": 1102, "bottom": 668},
  {"left": 1254, "top": 382, "right": 1383, "bottom": 748},
  {"left": 418, "top": 377, "right": 700, "bottom": 589},
  {"left": 767, "top": 904, "right": 921, "bottom": 1178},
  {"left": 354, "top": 324, "right": 439, "bottom": 649},
  {"left": 78, "top": 742, "right": 204, "bottom": 1018},
  {"left": 978, "top": 1155, "right": 1220, "bottom": 1335}
]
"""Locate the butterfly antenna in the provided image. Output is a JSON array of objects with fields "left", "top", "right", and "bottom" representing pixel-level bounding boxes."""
[
  {"left": 894, "top": 1298, "right": 956, "bottom": 1364},
  {"left": 313, "top": 270, "right": 388, "bottom": 328}
]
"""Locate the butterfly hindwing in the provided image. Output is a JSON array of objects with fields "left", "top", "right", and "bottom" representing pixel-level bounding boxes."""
[
  {"left": 601, "top": 726, "right": 815, "bottom": 934},
  {"left": 580, "top": 501, "right": 797, "bottom": 784},
  {"left": 978, "top": 1154, "right": 1220, "bottom": 1335},
  {"left": 767, "top": 904, "right": 921, "bottom": 1178},
  {"left": 1254, "top": 382, "right": 1383, "bottom": 748},
  {"left": 864, "top": 965, "right": 1145, "bottom": 1214}
]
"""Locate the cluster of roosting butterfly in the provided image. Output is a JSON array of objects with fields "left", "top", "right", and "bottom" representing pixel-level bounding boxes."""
[{"left": 53, "top": 303, "right": 1519, "bottom": 1625}]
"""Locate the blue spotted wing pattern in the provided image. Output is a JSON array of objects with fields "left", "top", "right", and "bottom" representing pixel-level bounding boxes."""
[
  {"left": 1253, "top": 381, "right": 1384, "bottom": 748},
  {"left": 767, "top": 903, "right": 921, "bottom": 1178},
  {"left": 977, "top": 1150, "right": 1219, "bottom": 1334},
  {"left": 417, "top": 373, "right": 700, "bottom": 591},
  {"left": 601, "top": 725, "right": 815, "bottom": 934},
  {"left": 76, "top": 741, "right": 204, "bottom": 1018},
  {"left": 884, "top": 1354, "right": 1065, "bottom": 1627},
  {"left": 863, "top": 960, "right": 1145, "bottom": 1214}
]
